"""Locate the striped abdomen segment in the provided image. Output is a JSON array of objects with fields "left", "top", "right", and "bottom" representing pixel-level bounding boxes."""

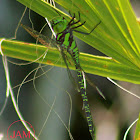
[{"left": 76, "top": 67, "right": 94, "bottom": 138}]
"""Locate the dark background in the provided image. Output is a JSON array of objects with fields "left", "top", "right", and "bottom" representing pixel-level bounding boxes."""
[{"left": 0, "top": 0, "right": 140, "bottom": 140}]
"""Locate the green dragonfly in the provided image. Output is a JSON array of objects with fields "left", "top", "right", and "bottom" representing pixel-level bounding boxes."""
[{"left": 21, "top": 12, "right": 101, "bottom": 139}]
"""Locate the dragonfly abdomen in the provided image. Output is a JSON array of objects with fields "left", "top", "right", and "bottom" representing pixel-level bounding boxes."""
[
  {"left": 51, "top": 15, "right": 95, "bottom": 139},
  {"left": 76, "top": 68, "right": 94, "bottom": 137}
]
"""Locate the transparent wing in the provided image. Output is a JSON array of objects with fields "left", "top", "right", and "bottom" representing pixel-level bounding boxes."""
[
  {"left": 21, "top": 24, "right": 57, "bottom": 48},
  {"left": 78, "top": 65, "right": 105, "bottom": 99},
  {"left": 61, "top": 49, "right": 80, "bottom": 91},
  {"left": 21, "top": 23, "right": 80, "bottom": 91}
]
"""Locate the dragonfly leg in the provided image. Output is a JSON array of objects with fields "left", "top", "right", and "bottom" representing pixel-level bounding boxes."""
[{"left": 73, "top": 21, "right": 101, "bottom": 35}]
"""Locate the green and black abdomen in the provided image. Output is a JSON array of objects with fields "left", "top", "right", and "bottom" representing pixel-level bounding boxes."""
[
  {"left": 53, "top": 16, "right": 95, "bottom": 139},
  {"left": 76, "top": 67, "right": 94, "bottom": 137}
]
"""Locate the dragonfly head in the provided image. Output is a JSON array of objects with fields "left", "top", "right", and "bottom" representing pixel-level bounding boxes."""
[{"left": 51, "top": 17, "right": 67, "bottom": 33}]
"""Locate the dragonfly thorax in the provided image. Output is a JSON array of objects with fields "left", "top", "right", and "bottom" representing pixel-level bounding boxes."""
[{"left": 51, "top": 17, "right": 68, "bottom": 34}]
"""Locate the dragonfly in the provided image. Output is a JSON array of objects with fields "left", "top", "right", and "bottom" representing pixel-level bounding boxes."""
[{"left": 21, "top": 11, "right": 101, "bottom": 139}]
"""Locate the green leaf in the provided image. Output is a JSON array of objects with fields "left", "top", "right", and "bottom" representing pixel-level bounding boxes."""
[
  {"left": 134, "top": 114, "right": 140, "bottom": 140},
  {"left": 2, "top": 0, "right": 139, "bottom": 84},
  {"left": 1, "top": 38, "right": 140, "bottom": 84},
  {"left": 57, "top": 0, "right": 140, "bottom": 69},
  {"left": 17, "top": 0, "right": 140, "bottom": 68}
]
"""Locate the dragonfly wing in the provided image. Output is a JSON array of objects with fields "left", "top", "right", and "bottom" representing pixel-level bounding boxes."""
[
  {"left": 21, "top": 24, "right": 79, "bottom": 91},
  {"left": 21, "top": 24, "right": 57, "bottom": 48},
  {"left": 75, "top": 63, "right": 105, "bottom": 99},
  {"left": 85, "top": 72, "right": 106, "bottom": 99},
  {"left": 60, "top": 49, "right": 80, "bottom": 92}
]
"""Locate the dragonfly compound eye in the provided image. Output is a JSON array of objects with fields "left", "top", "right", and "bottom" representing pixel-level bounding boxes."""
[{"left": 51, "top": 17, "right": 67, "bottom": 33}]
